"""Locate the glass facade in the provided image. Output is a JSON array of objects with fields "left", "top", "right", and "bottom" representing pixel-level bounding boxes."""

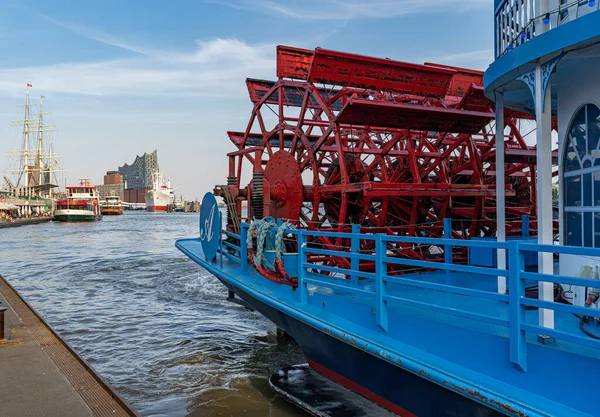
[
  {"left": 118, "top": 150, "right": 158, "bottom": 190},
  {"left": 563, "top": 103, "right": 600, "bottom": 247}
]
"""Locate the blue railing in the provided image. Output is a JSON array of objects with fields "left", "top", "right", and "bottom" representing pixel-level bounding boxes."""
[
  {"left": 511, "top": 242, "right": 600, "bottom": 369},
  {"left": 220, "top": 230, "right": 242, "bottom": 265},
  {"left": 224, "top": 222, "right": 600, "bottom": 371},
  {"left": 296, "top": 229, "right": 511, "bottom": 333},
  {"left": 495, "top": 0, "right": 600, "bottom": 58}
]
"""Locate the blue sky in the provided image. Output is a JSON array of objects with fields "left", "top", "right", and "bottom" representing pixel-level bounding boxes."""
[{"left": 0, "top": 0, "right": 492, "bottom": 200}]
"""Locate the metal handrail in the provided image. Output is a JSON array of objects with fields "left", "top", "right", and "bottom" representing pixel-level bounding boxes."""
[
  {"left": 495, "top": 0, "right": 600, "bottom": 58},
  {"left": 508, "top": 240, "right": 600, "bottom": 370},
  {"left": 235, "top": 221, "right": 600, "bottom": 371},
  {"left": 295, "top": 226, "right": 512, "bottom": 333}
]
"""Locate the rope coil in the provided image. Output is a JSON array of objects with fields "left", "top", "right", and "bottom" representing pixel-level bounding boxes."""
[
  {"left": 275, "top": 221, "right": 297, "bottom": 262},
  {"left": 247, "top": 219, "right": 298, "bottom": 287}
]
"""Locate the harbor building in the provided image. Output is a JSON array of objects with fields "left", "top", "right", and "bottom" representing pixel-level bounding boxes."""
[
  {"left": 118, "top": 150, "right": 158, "bottom": 191},
  {"left": 104, "top": 171, "right": 122, "bottom": 185},
  {"left": 96, "top": 170, "right": 125, "bottom": 201},
  {"left": 123, "top": 189, "right": 146, "bottom": 204},
  {"left": 183, "top": 200, "right": 200, "bottom": 212},
  {"left": 118, "top": 150, "right": 158, "bottom": 204}
]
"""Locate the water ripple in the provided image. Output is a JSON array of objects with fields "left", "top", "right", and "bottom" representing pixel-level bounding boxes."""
[{"left": 0, "top": 212, "right": 305, "bottom": 416}]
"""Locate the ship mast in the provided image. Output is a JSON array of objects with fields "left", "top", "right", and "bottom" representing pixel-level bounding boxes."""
[
  {"left": 5, "top": 85, "right": 64, "bottom": 197},
  {"left": 35, "top": 95, "right": 62, "bottom": 197},
  {"left": 41, "top": 97, "right": 63, "bottom": 197},
  {"left": 24, "top": 87, "right": 30, "bottom": 187},
  {"left": 22, "top": 85, "right": 31, "bottom": 188},
  {"left": 6, "top": 85, "right": 34, "bottom": 190},
  {"left": 48, "top": 128, "right": 54, "bottom": 197},
  {"left": 37, "top": 95, "right": 44, "bottom": 187}
]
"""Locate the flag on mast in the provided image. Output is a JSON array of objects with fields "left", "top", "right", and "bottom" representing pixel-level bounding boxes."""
[{"left": 27, "top": 83, "right": 32, "bottom": 88}]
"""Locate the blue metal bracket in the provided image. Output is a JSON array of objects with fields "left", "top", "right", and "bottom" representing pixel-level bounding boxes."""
[
  {"left": 375, "top": 234, "right": 388, "bottom": 332},
  {"left": 540, "top": 53, "right": 564, "bottom": 112},
  {"left": 443, "top": 218, "right": 456, "bottom": 285},
  {"left": 522, "top": 215, "right": 530, "bottom": 238},
  {"left": 444, "top": 218, "right": 452, "bottom": 266},
  {"left": 508, "top": 240, "right": 527, "bottom": 372},
  {"left": 516, "top": 53, "right": 565, "bottom": 112},
  {"left": 350, "top": 224, "right": 360, "bottom": 287},
  {"left": 516, "top": 69, "right": 536, "bottom": 110},
  {"left": 219, "top": 211, "right": 224, "bottom": 267}
]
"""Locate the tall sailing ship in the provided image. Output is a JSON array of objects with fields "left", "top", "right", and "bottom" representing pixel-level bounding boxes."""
[{"left": 3, "top": 85, "right": 63, "bottom": 205}]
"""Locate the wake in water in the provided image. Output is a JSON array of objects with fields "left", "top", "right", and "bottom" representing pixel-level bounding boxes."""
[{"left": 0, "top": 212, "right": 306, "bottom": 416}]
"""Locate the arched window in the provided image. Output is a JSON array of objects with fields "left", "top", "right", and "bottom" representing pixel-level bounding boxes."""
[{"left": 563, "top": 103, "right": 600, "bottom": 247}]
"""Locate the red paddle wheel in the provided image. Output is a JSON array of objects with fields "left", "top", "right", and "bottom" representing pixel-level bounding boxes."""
[{"left": 218, "top": 46, "right": 556, "bottom": 270}]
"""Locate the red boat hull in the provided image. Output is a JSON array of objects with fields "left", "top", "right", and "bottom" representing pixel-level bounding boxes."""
[{"left": 147, "top": 205, "right": 168, "bottom": 212}]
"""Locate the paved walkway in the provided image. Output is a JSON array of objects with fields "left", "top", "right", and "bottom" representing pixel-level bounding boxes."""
[
  {"left": 0, "top": 217, "right": 53, "bottom": 229},
  {"left": 0, "top": 275, "right": 139, "bottom": 417}
]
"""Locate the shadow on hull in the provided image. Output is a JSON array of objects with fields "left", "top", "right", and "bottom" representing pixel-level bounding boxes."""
[{"left": 221, "top": 280, "right": 503, "bottom": 417}]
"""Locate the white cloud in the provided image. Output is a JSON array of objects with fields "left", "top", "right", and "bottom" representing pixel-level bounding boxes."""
[
  {"left": 427, "top": 49, "right": 494, "bottom": 70},
  {"left": 212, "top": 0, "right": 489, "bottom": 20},
  {"left": 0, "top": 37, "right": 275, "bottom": 98},
  {"left": 0, "top": 10, "right": 493, "bottom": 99}
]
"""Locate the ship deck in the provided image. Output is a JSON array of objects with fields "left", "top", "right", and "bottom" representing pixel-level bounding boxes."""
[
  {"left": 177, "top": 236, "right": 600, "bottom": 417},
  {"left": 0, "top": 274, "right": 139, "bottom": 417}
]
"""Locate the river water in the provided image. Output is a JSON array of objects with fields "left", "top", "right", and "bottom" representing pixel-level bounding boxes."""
[{"left": 0, "top": 212, "right": 306, "bottom": 416}]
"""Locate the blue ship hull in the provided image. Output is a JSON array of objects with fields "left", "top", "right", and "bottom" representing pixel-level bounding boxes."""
[
  {"left": 221, "top": 280, "right": 503, "bottom": 417},
  {"left": 177, "top": 227, "right": 600, "bottom": 417}
]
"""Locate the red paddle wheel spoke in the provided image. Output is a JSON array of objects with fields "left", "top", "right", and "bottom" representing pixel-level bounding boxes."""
[{"left": 218, "top": 46, "right": 558, "bottom": 279}]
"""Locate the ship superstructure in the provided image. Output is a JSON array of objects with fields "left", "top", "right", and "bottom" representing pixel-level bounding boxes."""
[
  {"left": 101, "top": 192, "right": 123, "bottom": 215},
  {"left": 54, "top": 179, "right": 101, "bottom": 222},
  {"left": 145, "top": 170, "right": 174, "bottom": 212}
]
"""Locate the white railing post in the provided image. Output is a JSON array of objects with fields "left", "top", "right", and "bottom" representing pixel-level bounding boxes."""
[
  {"left": 538, "top": 0, "right": 550, "bottom": 34},
  {"left": 535, "top": 59, "right": 555, "bottom": 329},
  {"left": 496, "top": 92, "right": 507, "bottom": 294}
]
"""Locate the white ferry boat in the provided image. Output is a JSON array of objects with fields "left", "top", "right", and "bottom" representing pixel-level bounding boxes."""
[
  {"left": 54, "top": 180, "right": 102, "bottom": 222},
  {"left": 101, "top": 193, "right": 123, "bottom": 216}
]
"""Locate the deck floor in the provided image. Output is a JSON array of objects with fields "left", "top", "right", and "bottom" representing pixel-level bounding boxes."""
[{"left": 0, "top": 275, "right": 139, "bottom": 417}]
